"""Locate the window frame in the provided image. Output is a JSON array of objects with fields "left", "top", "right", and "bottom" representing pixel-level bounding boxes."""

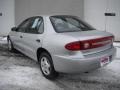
[
  {"left": 25, "top": 16, "right": 44, "bottom": 34},
  {"left": 17, "top": 16, "right": 44, "bottom": 34}
]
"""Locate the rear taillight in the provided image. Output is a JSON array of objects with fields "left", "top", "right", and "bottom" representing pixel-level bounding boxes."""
[
  {"left": 65, "top": 36, "right": 113, "bottom": 51},
  {"left": 65, "top": 41, "right": 81, "bottom": 51}
]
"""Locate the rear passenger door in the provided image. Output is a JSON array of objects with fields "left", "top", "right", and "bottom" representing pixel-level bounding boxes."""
[{"left": 21, "top": 16, "right": 44, "bottom": 59}]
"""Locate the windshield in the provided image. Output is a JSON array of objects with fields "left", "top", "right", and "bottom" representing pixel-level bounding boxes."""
[{"left": 50, "top": 15, "right": 95, "bottom": 33}]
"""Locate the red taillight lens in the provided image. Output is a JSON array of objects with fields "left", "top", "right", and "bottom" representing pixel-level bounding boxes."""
[
  {"left": 65, "top": 41, "right": 81, "bottom": 51},
  {"left": 65, "top": 36, "right": 113, "bottom": 51}
]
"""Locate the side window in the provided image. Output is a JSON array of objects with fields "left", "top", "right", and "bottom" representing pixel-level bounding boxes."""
[
  {"left": 38, "top": 19, "right": 44, "bottom": 34},
  {"left": 25, "top": 17, "right": 44, "bottom": 34},
  {"left": 17, "top": 19, "right": 31, "bottom": 32}
]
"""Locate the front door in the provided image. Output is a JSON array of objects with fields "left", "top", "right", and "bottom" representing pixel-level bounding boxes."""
[{"left": 15, "top": 18, "right": 31, "bottom": 52}]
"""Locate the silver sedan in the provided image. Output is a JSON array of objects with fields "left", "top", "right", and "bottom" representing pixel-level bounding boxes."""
[{"left": 8, "top": 15, "right": 116, "bottom": 79}]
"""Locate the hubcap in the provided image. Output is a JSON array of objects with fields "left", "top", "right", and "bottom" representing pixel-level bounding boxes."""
[
  {"left": 8, "top": 40, "right": 12, "bottom": 50},
  {"left": 40, "top": 57, "right": 51, "bottom": 75}
]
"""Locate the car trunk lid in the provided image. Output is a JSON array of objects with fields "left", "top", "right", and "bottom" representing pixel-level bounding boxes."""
[{"left": 63, "top": 30, "right": 114, "bottom": 55}]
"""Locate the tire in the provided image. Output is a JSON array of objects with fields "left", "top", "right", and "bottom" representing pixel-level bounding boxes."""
[
  {"left": 39, "top": 52, "right": 58, "bottom": 79},
  {"left": 8, "top": 38, "right": 15, "bottom": 52}
]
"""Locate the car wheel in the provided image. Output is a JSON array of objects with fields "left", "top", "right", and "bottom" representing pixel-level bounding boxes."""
[
  {"left": 8, "top": 39, "right": 14, "bottom": 51},
  {"left": 39, "top": 52, "right": 58, "bottom": 79}
]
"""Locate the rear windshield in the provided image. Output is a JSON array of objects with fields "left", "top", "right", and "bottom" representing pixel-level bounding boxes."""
[{"left": 50, "top": 15, "right": 95, "bottom": 33}]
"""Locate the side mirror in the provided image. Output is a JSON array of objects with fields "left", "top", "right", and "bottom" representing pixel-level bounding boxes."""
[{"left": 11, "top": 27, "right": 17, "bottom": 31}]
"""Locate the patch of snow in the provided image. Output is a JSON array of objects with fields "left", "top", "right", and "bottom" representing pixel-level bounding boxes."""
[
  {"left": 116, "top": 47, "right": 120, "bottom": 59},
  {"left": 0, "top": 37, "right": 7, "bottom": 44},
  {"left": 114, "top": 42, "right": 120, "bottom": 47},
  {"left": 113, "top": 42, "right": 120, "bottom": 59}
]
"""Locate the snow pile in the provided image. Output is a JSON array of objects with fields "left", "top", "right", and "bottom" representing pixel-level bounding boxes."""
[{"left": 0, "top": 36, "right": 7, "bottom": 44}]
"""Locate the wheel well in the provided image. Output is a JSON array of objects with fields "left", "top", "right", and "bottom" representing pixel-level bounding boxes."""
[{"left": 37, "top": 48, "right": 51, "bottom": 62}]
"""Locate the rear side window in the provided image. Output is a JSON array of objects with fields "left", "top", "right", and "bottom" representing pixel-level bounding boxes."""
[
  {"left": 50, "top": 16, "right": 95, "bottom": 33},
  {"left": 25, "top": 17, "right": 44, "bottom": 34}
]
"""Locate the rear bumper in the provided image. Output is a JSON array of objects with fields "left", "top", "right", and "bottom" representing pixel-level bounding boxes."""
[{"left": 52, "top": 47, "right": 116, "bottom": 73}]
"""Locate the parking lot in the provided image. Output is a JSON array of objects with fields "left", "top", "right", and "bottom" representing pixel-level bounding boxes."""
[{"left": 0, "top": 39, "right": 120, "bottom": 90}]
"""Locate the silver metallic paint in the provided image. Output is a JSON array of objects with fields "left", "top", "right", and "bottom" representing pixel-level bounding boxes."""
[{"left": 8, "top": 16, "right": 116, "bottom": 73}]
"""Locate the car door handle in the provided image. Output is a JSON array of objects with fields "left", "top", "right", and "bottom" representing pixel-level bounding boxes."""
[
  {"left": 36, "top": 39, "right": 40, "bottom": 43},
  {"left": 20, "top": 36, "right": 23, "bottom": 38}
]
